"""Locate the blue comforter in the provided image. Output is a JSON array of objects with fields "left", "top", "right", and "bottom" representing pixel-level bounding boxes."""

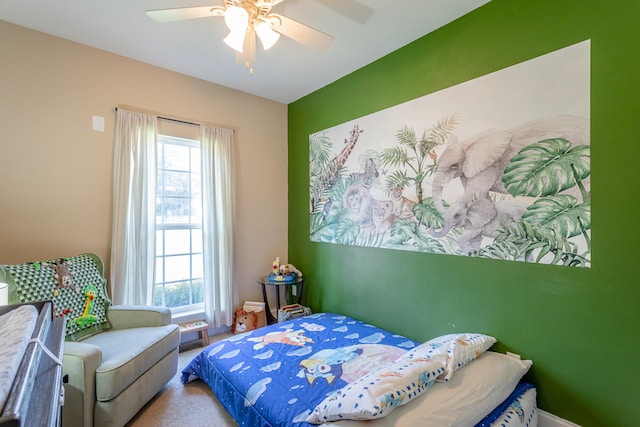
[{"left": 181, "top": 313, "right": 418, "bottom": 427}]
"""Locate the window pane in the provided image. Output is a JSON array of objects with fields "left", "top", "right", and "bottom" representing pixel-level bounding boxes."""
[
  {"left": 192, "top": 229, "right": 203, "bottom": 253},
  {"left": 163, "top": 143, "right": 190, "bottom": 171},
  {"left": 164, "top": 255, "right": 191, "bottom": 282},
  {"left": 163, "top": 170, "right": 190, "bottom": 197},
  {"left": 152, "top": 284, "right": 164, "bottom": 306},
  {"left": 190, "top": 173, "right": 202, "bottom": 223},
  {"left": 192, "top": 253, "right": 203, "bottom": 279},
  {"left": 165, "top": 229, "right": 191, "bottom": 255},
  {"left": 192, "top": 279, "right": 204, "bottom": 304},
  {"left": 155, "top": 255, "right": 164, "bottom": 283},
  {"left": 162, "top": 197, "right": 190, "bottom": 223},
  {"left": 155, "top": 230, "right": 164, "bottom": 255},
  {"left": 191, "top": 147, "right": 201, "bottom": 173},
  {"left": 165, "top": 282, "right": 190, "bottom": 307}
]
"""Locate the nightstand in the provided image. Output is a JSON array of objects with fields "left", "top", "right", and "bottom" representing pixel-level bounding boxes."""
[{"left": 257, "top": 275, "right": 304, "bottom": 324}]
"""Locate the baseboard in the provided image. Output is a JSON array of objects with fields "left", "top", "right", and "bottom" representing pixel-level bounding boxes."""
[{"left": 538, "top": 409, "right": 581, "bottom": 427}]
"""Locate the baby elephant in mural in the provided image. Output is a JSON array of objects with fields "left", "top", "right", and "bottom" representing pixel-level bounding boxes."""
[
  {"left": 431, "top": 114, "right": 590, "bottom": 213},
  {"left": 430, "top": 198, "right": 527, "bottom": 254}
]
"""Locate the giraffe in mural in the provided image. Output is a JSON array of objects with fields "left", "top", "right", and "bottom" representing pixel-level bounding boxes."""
[{"left": 311, "top": 124, "right": 363, "bottom": 213}]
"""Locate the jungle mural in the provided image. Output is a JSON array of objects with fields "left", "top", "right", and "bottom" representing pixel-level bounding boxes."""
[{"left": 309, "top": 40, "right": 591, "bottom": 267}]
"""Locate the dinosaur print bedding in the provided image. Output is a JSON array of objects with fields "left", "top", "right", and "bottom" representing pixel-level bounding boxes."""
[{"left": 181, "top": 313, "right": 536, "bottom": 427}]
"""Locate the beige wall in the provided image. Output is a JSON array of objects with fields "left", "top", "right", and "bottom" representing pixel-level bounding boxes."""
[{"left": 0, "top": 21, "right": 288, "bottom": 306}]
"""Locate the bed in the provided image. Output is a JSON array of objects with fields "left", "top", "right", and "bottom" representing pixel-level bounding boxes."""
[{"left": 181, "top": 313, "right": 537, "bottom": 427}]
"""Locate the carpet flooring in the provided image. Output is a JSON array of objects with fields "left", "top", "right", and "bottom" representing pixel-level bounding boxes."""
[{"left": 126, "top": 334, "right": 237, "bottom": 426}]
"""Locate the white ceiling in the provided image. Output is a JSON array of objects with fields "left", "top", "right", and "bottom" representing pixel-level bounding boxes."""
[{"left": 0, "top": 0, "right": 490, "bottom": 104}]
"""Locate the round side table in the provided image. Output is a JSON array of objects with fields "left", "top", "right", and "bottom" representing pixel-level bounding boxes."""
[{"left": 257, "top": 275, "right": 305, "bottom": 324}]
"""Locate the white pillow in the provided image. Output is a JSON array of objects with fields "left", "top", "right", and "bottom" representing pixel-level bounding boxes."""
[
  {"left": 321, "top": 351, "right": 533, "bottom": 427},
  {"left": 306, "top": 333, "right": 496, "bottom": 424}
]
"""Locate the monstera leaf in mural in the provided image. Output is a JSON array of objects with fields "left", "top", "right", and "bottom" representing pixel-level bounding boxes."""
[
  {"left": 523, "top": 195, "right": 591, "bottom": 239},
  {"left": 503, "top": 138, "right": 590, "bottom": 200},
  {"left": 477, "top": 138, "right": 591, "bottom": 266}
]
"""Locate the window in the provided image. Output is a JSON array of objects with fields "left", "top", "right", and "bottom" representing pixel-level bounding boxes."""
[
  {"left": 154, "top": 135, "right": 204, "bottom": 313},
  {"left": 113, "top": 108, "right": 235, "bottom": 326}
]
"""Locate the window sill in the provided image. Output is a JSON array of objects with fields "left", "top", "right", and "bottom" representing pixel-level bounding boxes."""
[{"left": 171, "top": 308, "right": 205, "bottom": 325}]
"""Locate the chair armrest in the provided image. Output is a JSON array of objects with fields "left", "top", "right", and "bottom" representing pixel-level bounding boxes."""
[
  {"left": 107, "top": 305, "right": 172, "bottom": 329},
  {"left": 63, "top": 341, "right": 102, "bottom": 427}
]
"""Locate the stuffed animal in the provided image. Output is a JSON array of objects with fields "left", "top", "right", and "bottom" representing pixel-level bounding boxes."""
[
  {"left": 232, "top": 309, "right": 259, "bottom": 334},
  {"left": 279, "top": 264, "right": 303, "bottom": 277},
  {"left": 43, "top": 259, "right": 78, "bottom": 295}
]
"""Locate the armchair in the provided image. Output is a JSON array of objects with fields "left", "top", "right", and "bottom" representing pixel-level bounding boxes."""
[{"left": 0, "top": 254, "right": 181, "bottom": 427}]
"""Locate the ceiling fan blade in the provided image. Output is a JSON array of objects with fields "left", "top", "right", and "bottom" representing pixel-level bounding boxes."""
[
  {"left": 146, "top": 6, "right": 225, "bottom": 23},
  {"left": 270, "top": 13, "right": 333, "bottom": 52},
  {"left": 316, "top": 0, "right": 373, "bottom": 24},
  {"left": 260, "top": 0, "right": 287, "bottom": 6}
]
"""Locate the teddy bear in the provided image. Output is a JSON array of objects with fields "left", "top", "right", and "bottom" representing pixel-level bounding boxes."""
[{"left": 279, "top": 263, "right": 303, "bottom": 277}]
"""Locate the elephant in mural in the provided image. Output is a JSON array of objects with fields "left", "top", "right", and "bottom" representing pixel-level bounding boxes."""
[
  {"left": 430, "top": 198, "right": 527, "bottom": 254},
  {"left": 431, "top": 114, "right": 590, "bottom": 213}
]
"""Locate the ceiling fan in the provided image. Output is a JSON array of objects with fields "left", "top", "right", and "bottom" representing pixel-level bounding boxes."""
[{"left": 146, "top": 0, "right": 334, "bottom": 75}]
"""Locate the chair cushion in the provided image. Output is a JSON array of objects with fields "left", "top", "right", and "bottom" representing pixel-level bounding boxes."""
[
  {"left": 3, "top": 254, "right": 111, "bottom": 340},
  {"left": 81, "top": 324, "right": 180, "bottom": 401}
]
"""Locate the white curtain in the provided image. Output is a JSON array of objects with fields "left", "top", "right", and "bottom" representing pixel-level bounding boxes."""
[
  {"left": 110, "top": 109, "right": 157, "bottom": 305},
  {"left": 201, "top": 125, "right": 237, "bottom": 328}
]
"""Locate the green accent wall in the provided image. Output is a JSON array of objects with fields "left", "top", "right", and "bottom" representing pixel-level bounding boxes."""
[{"left": 288, "top": 1, "right": 639, "bottom": 426}]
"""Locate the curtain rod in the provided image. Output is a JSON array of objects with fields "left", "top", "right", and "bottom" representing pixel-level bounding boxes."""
[{"left": 114, "top": 107, "right": 199, "bottom": 127}]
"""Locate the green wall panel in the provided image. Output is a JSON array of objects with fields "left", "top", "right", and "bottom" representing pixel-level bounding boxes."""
[{"left": 288, "top": 1, "right": 640, "bottom": 426}]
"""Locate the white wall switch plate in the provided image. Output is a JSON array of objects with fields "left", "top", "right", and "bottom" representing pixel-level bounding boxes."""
[{"left": 92, "top": 115, "right": 105, "bottom": 132}]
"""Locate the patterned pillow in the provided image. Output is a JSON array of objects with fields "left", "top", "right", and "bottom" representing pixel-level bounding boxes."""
[
  {"left": 430, "top": 333, "right": 497, "bottom": 381},
  {"left": 306, "top": 342, "right": 448, "bottom": 423},
  {"left": 3, "top": 254, "right": 111, "bottom": 341},
  {"left": 306, "top": 333, "right": 496, "bottom": 424}
]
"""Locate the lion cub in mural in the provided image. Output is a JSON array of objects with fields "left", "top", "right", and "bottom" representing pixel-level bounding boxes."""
[
  {"left": 371, "top": 200, "right": 397, "bottom": 233},
  {"left": 390, "top": 186, "right": 416, "bottom": 220}
]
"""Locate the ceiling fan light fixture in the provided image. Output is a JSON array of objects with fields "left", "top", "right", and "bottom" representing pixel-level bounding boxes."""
[
  {"left": 255, "top": 21, "right": 280, "bottom": 50},
  {"left": 224, "top": 30, "right": 246, "bottom": 52},
  {"left": 224, "top": 5, "right": 248, "bottom": 32}
]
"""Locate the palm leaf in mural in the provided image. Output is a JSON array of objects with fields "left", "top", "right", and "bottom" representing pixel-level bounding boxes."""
[
  {"left": 309, "top": 132, "right": 334, "bottom": 213},
  {"left": 310, "top": 178, "right": 352, "bottom": 237},
  {"left": 335, "top": 220, "right": 361, "bottom": 245},
  {"left": 384, "top": 169, "right": 410, "bottom": 193},
  {"left": 380, "top": 116, "right": 457, "bottom": 203},
  {"left": 310, "top": 132, "right": 333, "bottom": 176},
  {"left": 503, "top": 138, "right": 590, "bottom": 200}
]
